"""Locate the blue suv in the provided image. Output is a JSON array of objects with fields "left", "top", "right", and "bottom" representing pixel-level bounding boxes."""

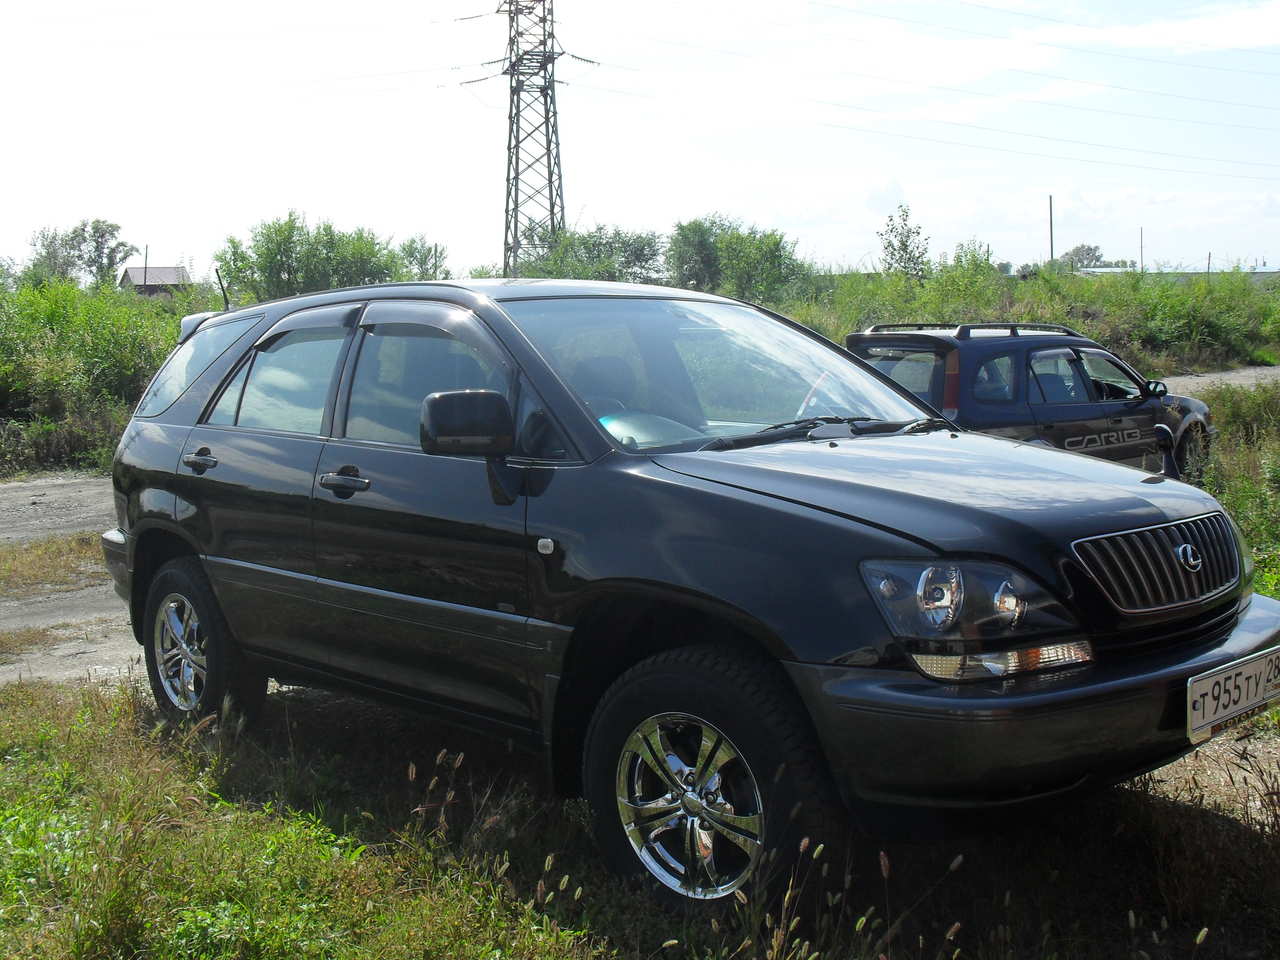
[{"left": 846, "top": 323, "right": 1215, "bottom": 473}]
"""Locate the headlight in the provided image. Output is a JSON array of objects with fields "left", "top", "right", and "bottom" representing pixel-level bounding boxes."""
[{"left": 861, "top": 559, "right": 1087, "bottom": 681}]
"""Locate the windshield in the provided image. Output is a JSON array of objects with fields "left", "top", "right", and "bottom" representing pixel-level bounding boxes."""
[{"left": 502, "top": 297, "right": 927, "bottom": 452}]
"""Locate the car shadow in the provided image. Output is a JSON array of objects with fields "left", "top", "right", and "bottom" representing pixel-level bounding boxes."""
[{"left": 199, "top": 687, "right": 1280, "bottom": 959}]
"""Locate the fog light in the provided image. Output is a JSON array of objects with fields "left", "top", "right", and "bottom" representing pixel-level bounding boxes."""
[{"left": 910, "top": 640, "right": 1093, "bottom": 681}]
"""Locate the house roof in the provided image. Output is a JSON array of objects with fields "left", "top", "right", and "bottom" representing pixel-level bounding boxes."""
[{"left": 119, "top": 266, "right": 192, "bottom": 287}]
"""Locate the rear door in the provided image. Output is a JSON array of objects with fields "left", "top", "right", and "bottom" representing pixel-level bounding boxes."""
[
  {"left": 309, "top": 300, "right": 536, "bottom": 730},
  {"left": 1027, "top": 347, "right": 1110, "bottom": 456},
  {"left": 177, "top": 302, "right": 360, "bottom": 666}
]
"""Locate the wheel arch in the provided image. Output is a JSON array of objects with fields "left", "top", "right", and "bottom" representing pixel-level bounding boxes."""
[
  {"left": 546, "top": 584, "right": 796, "bottom": 797},
  {"left": 128, "top": 521, "right": 202, "bottom": 644}
]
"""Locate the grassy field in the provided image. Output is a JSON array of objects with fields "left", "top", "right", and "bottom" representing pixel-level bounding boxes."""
[
  {"left": 0, "top": 531, "right": 107, "bottom": 598},
  {"left": 0, "top": 678, "right": 1276, "bottom": 960}
]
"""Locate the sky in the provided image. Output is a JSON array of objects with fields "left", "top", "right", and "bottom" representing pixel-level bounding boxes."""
[{"left": 1, "top": 0, "right": 1278, "bottom": 279}]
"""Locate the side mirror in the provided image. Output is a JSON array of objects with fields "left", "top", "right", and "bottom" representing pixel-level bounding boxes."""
[
  {"left": 1154, "top": 423, "right": 1180, "bottom": 480},
  {"left": 1145, "top": 380, "right": 1168, "bottom": 398},
  {"left": 420, "top": 390, "right": 515, "bottom": 457}
]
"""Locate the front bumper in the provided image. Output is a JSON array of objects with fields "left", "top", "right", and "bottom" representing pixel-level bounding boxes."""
[
  {"left": 787, "top": 593, "right": 1280, "bottom": 809},
  {"left": 101, "top": 527, "right": 131, "bottom": 606}
]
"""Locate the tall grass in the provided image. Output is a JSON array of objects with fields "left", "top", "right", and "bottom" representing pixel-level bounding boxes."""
[
  {"left": 0, "top": 281, "right": 220, "bottom": 474},
  {"left": 788, "top": 263, "right": 1280, "bottom": 377},
  {"left": 1, "top": 675, "right": 1276, "bottom": 958},
  {"left": 1196, "top": 382, "right": 1280, "bottom": 596}
]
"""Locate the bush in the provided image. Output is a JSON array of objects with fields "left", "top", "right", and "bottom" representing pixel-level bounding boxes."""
[
  {"left": 782, "top": 266, "right": 1279, "bottom": 377},
  {"left": 0, "top": 281, "right": 208, "bottom": 417}
]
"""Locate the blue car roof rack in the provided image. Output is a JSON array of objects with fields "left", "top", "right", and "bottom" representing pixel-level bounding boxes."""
[{"left": 862, "top": 322, "right": 1085, "bottom": 339}]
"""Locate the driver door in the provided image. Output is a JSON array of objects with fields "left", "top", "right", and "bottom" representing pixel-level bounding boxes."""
[{"left": 1077, "top": 349, "right": 1160, "bottom": 468}]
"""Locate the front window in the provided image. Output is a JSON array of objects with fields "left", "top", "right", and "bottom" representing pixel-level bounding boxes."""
[
  {"left": 1079, "top": 350, "right": 1143, "bottom": 401},
  {"left": 502, "top": 298, "right": 926, "bottom": 452}
]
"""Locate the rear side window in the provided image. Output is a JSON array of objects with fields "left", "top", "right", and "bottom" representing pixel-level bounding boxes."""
[
  {"left": 235, "top": 329, "right": 348, "bottom": 434},
  {"left": 973, "top": 354, "right": 1015, "bottom": 403},
  {"left": 853, "top": 346, "right": 943, "bottom": 405},
  {"left": 135, "top": 315, "right": 256, "bottom": 417},
  {"left": 345, "top": 324, "right": 506, "bottom": 445}
]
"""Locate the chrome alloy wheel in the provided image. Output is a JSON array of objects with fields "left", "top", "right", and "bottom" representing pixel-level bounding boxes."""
[
  {"left": 615, "top": 712, "right": 765, "bottom": 899},
  {"left": 152, "top": 592, "right": 207, "bottom": 711}
]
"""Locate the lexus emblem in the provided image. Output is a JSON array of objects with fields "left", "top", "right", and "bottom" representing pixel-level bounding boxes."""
[{"left": 1176, "top": 543, "right": 1203, "bottom": 573}]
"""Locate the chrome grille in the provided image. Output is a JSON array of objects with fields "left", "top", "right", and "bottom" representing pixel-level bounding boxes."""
[{"left": 1073, "top": 513, "right": 1240, "bottom": 613}]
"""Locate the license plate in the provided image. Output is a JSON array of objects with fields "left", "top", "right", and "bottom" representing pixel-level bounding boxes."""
[{"left": 1187, "top": 646, "right": 1280, "bottom": 744}]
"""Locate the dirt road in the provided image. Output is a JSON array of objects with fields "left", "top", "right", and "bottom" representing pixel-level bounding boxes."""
[
  {"left": 1, "top": 472, "right": 132, "bottom": 683},
  {"left": 1165, "top": 364, "right": 1280, "bottom": 396},
  {"left": 1, "top": 472, "right": 115, "bottom": 545}
]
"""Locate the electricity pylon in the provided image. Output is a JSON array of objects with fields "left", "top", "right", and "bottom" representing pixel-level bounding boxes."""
[{"left": 500, "top": 1, "right": 565, "bottom": 277}]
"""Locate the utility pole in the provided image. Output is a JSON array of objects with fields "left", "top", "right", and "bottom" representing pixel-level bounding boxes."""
[
  {"left": 501, "top": 0, "right": 565, "bottom": 278},
  {"left": 1139, "top": 227, "right": 1144, "bottom": 273},
  {"left": 1048, "top": 195, "right": 1054, "bottom": 263}
]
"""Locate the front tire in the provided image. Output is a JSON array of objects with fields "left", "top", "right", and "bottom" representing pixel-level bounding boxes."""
[
  {"left": 1177, "top": 425, "right": 1208, "bottom": 480},
  {"left": 582, "top": 645, "right": 844, "bottom": 903},
  {"left": 142, "top": 557, "right": 266, "bottom": 723}
]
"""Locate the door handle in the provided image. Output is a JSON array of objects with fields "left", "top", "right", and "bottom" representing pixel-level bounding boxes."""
[
  {"left": 319, "top": 469, "right": 371, "bottom": 494},
  {"left": 1109, "top": 417, "right": 1125, "bottom": 425},
  {"left": 182, "top": 449, "right": 218, "bottom": 472}
]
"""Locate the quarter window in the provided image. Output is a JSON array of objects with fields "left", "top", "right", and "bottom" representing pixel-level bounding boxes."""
[
  {"left": 345, "top": 324, "right": 506, "bottom": 445},
  {"left": 135, "top": 315, "right": 256, "bottom": 417},
  {"left": 973, "top": 354, "right": 1015, "bottom": 403},
  {"left": 235, "top": 328, "right": 347, "bottom": 434}
]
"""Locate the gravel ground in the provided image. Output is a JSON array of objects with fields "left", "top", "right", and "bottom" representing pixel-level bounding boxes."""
[
  {"left": 1164, "top": 364, "right": 1280, "bottom": 397},
  {"left": 0, "top": 472, "right": 115, "bottom": 546}
]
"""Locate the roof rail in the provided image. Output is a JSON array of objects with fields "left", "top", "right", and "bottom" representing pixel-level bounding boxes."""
[{"left": 862, "top": 321, "right": 1084, "bottom": 339}]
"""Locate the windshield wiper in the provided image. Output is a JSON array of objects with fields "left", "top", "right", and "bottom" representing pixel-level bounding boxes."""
[
  {"left": 701, "top": 417, "right": 883, "bottom": 451},
  {"left": 897, "top": 417, "right": 953, "bottom": 435}
]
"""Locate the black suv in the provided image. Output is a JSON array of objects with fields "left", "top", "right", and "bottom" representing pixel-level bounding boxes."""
[
  {"left": 845, "top": 323, "right": 1215, "bottom": 473},
  {"left": 103, "top": 280, "right": 1279, "bottom": 903}
]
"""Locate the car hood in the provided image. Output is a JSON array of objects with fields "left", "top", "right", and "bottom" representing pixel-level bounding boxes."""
[{"left": 653, "top": 431, "right": 1222, "bottom": 555}]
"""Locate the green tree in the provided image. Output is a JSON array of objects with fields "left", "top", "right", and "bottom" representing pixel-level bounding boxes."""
[
  {"left": 714, "top": 225, "right": 807, "bottom": 302},
  {"left": 214, "top": 212, "right": 404, "bottom": 302},
  {"left": 0, "top": 257, "right": 16, "bottom": 291},
  {"left": 520, "top": 226, "right": 664, "bottom": 283},
  {"left": 68, "top": 219, "right": 138, "bottom": 287},
  {"left": 666, "top": 216, "right": 730, "bottom": 291},
  {"left": 20, "top": 227, "right": 81, "bottom": 285},
  {"left": 398, "top": 235, "right": 451, "bottom": 280},
  {"left": 1062, "top": 244, "right": 1104, "bottom": 269},
  {"left": 877, "top": 204, "right": 930, "bottom": 283}
]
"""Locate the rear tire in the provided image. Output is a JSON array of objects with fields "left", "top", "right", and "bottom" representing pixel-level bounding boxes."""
[
  {"left": 142, "top": 557, "right": 267, "bottom": 724},
  {"left": 582, "top": 645, "right": 845, "bottom": 903}
]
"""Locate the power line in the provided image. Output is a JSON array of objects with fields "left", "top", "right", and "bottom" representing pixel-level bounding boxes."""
[
  {"left": 815, "top": 98, "right": 1280, "bottom": 168},
  {"left": 810, "top": 2, "right": 1280, "bottom": 78},
  {"left": 584, "top": 27, "right": 1280, "bottom": 134},
  {"left": 1008, "top": 68, "right": 1280, "bottom": 113},
  {"left": 578, "top": 46, "right": 1280, "bottom": 135},
  {"left": 819, "top": 119, "right": 1280, "bottom": 182},
  {"left": 949, "top": 0, "right": 1280, "bottom": 57},
  {"left": 818, "top": 65, "right": 1280, "bottom": 134}
]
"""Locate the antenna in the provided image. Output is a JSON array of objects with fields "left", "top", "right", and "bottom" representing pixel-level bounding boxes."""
[
  {"left": 214, "top": 268, "right": 231, "bottom": 312},
  {"left": 500, "top": 0, "right": 566, "bottom": 277}
]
